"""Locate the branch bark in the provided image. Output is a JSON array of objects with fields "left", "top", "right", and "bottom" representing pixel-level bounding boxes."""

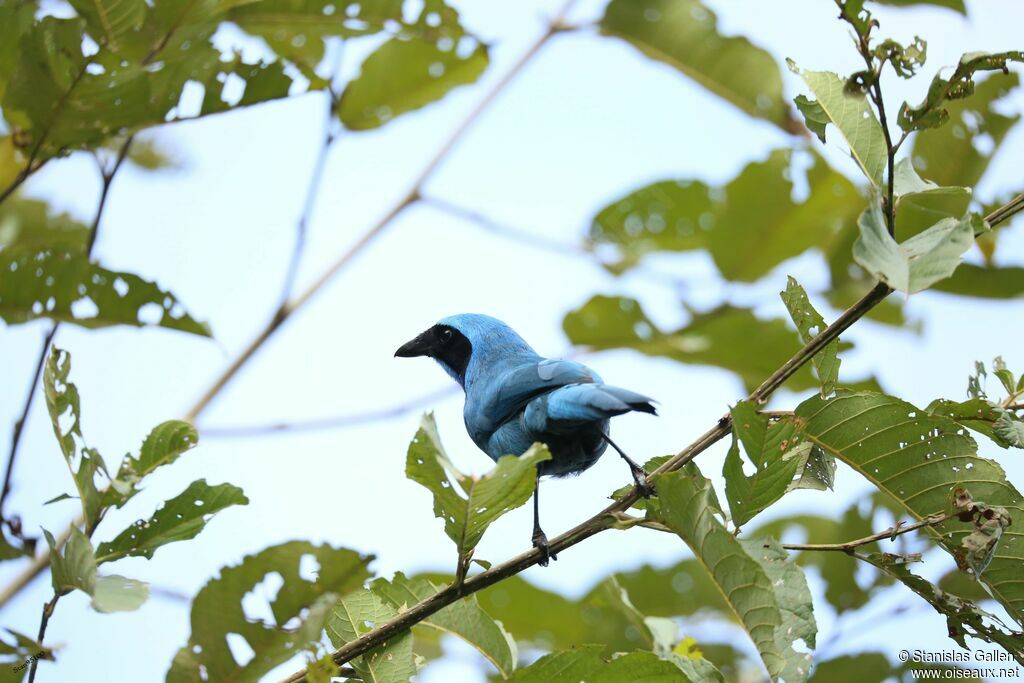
[{"left": 278, "top": 194, "right": 1023, "bottom": 683}]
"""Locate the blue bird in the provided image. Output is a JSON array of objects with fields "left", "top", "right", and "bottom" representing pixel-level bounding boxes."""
[{"left": 395, "top": 313, "right": 657, "bottom": 564}]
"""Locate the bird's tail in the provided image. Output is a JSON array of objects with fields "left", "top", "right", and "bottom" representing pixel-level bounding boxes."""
[{"left": 525, "top": 383, "right": 657, "bottom": 432}]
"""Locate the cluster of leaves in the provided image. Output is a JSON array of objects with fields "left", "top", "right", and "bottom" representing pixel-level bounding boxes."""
[
  {"left": 575, "top": 0, "right": 1024, "bottom": 386},
  {"left": 7, "top": 348, "right": 248, "bottom": 679},
  {"left": 0, "top": 0, "right": 489, "bottom": 335}
]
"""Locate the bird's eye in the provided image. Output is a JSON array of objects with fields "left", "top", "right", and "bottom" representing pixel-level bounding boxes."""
[{"left": 439, "top": 328, "right": 453, "bottom": 343}]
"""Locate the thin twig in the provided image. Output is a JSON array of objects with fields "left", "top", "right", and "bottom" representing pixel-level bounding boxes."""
[
  {"left": 26, "top": 595, "right": 59, "bottom": 682},
  {"left": 778, "top": 511, "right": 957, "bottom": 552},
  {"left": 278, "top": 194, "right": 1023, "bottom": 683},
  {"left": 629, "top": 510, "right": 957, "bottom": 552},
  {"left": 420, "top": 195, "right": 688, "bottom": 288},
  {"left": 182, "top": 9, "right": 572, "bottom": 423},
  {"left": 0, "top": 137, "right": 133, "bottom": 529},
  {"left": 199, "top": 386, "right": 459, "bottom": 438}
]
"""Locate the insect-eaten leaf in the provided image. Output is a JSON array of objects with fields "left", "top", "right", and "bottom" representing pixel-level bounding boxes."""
[
  {"left": 653, "top": 463, "right": 816, "bottom": 682},
  {"left": 95, "top": 479, "right": 247, "bottom": 563},
  {"left": 780, "top": 277, "right": 842, "bottom": 396},
  {"left": 899, "top": 51, "right": 1024, "bottom": 132},
  {"left": 168, "top": 541, "right": 373, "bottom": 683},
  {"left": 406, "top": 413, "right": 550, "bottom": 561},
  {"left": 105, "top": 420, "right": 200, "bottom": 507},
  {"left": 326, "top": 589, "right": 415, "bottom": 683}
]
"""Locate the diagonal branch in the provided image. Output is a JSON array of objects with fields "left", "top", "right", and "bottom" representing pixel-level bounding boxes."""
[
  {"left": 182, "top": 4, "right": 577, "bottom": 423},
  {"left": 278, "top": 194, "right": 1023, "bottom": 683}
]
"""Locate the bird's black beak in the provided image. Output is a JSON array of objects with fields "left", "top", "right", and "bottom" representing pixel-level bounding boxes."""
[{"left": 395, "top": 333, "right": 431, "bottom": 358}]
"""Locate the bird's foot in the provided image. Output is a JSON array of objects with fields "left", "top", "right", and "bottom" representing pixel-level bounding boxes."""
[
  {"left": 532, "top": 529, "right": 557, "bottom": 567},
  {"left": 631, "top": 466, "right": 656, "bottom": 499}
]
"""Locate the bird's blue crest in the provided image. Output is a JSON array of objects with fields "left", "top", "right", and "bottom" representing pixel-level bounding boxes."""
[{"left": 437, "top": 314, "right": 540, "bottom": 387}]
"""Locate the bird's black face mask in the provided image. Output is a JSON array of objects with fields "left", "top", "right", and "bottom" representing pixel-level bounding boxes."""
[{"left": 395, "top": 324, "right": 473, "bottom": 384}]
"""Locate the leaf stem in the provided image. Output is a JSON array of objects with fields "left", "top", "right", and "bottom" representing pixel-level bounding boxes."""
[
  {"left": 276, "top": 192, "right": 1023, "bottom": 683},
  {"left": 778, "top": 511, "right": 958, "bottom": 552}
]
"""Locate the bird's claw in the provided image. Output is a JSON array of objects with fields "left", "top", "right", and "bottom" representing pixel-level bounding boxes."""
[
  {"left": 632, "top": 468, "right": 656, "bottom": 499},
  {"left": 532, "top": 530, "right": 557, "bottom": 567}
]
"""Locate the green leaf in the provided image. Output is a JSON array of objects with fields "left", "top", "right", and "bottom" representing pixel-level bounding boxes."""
[
  {"left": 588, "top": 150, "right": 862, "bottom": 280},
  {"left": 372, "top": 572, "right": 517, "bottom": 678},
  {"left": 601, "top": 0, "right": 798, "bottom": 132},
  {"left": 925, "top": 397, "right": 1014, "bottom": 448},
  {"left": 42, "top": 348, "right": 106, "bottom": 532},
  {"left": 899, "top": 51, "right": 1024, "bottom": 132},
  {"left": 808, "top": 653, "right": 892, "bottom": 683},
  {"left": 994, "top": 413, "right": 1024, "bottom": 448},
  {"left": 793, "top": 391, "right": 1024, "bottom": 625},
  {"left": 780, "top": 277, "right": 841, "bottom": 396},
  {"left": 911, "top": 73, "right": 1019, "bottom": 189},
  {"left": 228, "top": 0, "right": 404, "bottom": 77},
  {"left": 91, "top": 575, "right": 149, "bottom": 613},
  {"left": 168, "top": 541, "right": 373, "bottom": 683},
  {"left": 724, "top": 403, "right": 830, "bottom": 527},
  {"left": 0, "top": 629, "right": 52, "bottom": 680},
  {"left": 340, "top": 36, "right": 489, "bottom": 131},
  {"left": 45, "top": 527, "right": 96, "bottom": 596},
  {"left": 588, "top": 180, "right": 713, "bottom": 272},
  {"left": 740, "top": 538, "right": 816, "bottom": 682},
  {"left": 106, "top": 420, "right": 200, "bottom": 506},
  {"left": 68, "top": 0, "right": 146, "bottom": 52},
  {"left": 873, "top": 37, "right": 927, "bottom": 79},
  {"left": 794, "top": 95, "right": 828, "bottom": 143},
  {"left": 707, "top": 150, "right": 863, "bottom": 282},
  {"left": 0, "top": 196, "right": 90, "bottom": 251},
  {"left": 788, "top": 62, "right": 887, "bottom": 186},
  {"left": 326, "top": 590, "right": 416, "bottom": 683},
  {"left": 852, "top": 203, "right": 976, "bottom": 294},
  {"left": 563, "top": 296, "right": 818, "bottom": 392},
  {"left": 892, "top": 158, "right": 972, "bottom": 238},
  {"left": 405, "top": 413, "right": 551, "bottom": 559},
  {"left": 0, "top": 248, "right": 211, "bottom": 335},
  {"left": 652, "top": 464, "right": 812, "bottom": 682},
  {"left": 509, "top": 645, "right": 692, "bottom": 683},
  {"left": 96, "top": 480, "right": 247, "bottom": 563}
]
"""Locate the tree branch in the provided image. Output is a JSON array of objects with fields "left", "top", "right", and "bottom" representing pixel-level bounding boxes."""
[
  {"left": 182, "top": 5, "right": 576, "bottom": 423},
  {"left": 0, "top": 137, "right": 134, "bottom": 528},
  {"left": 278, "top": 193, "right": 1023, "bottom": 683}
]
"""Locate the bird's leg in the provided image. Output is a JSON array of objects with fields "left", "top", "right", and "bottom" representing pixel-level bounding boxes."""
[
  {"left": 532, "top": 474, "right": 556, "bottom": 566},
  {"left": 600, "top": 430, "right": 655, "bottom": 498}
]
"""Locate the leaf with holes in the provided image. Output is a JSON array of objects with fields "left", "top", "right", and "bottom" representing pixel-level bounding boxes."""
[
  {"left": 0, "top": 248, "right": 210, "bottom": 335},
  {"left": 95, "top": 480, "right": 247, "bottom": 563},
  {"left": 406, "top": 413, "right": 551, "bottom": 560},
  {"left": 327, "top": 589, "right": 416, "bottom": 683},
  {"left": 788, "top": 62, "right": 887, "bottom": 186},
  {"left": 105, "top": 420, "right": 200, "bottom": 507},
  {"left": 67, "top": 0, "right": 146, "bottom": 51},
  {"left": 601, "top": 0, "right": 798, "bottom": 132},
  {"left": 793, "top": 391, "right": 1024, "bottom": 625},
  {"left": 372, "top": 572, "right": 517, "bottom": 678},
  {"left": 653, "top": 464, "right": 814, "bottom": 682},
  {"left": 42, "top": 348, "right": 107, "bottom": 531},
  {"left": 724, "top": 402, "right": 832, "bottom": 528},
  {"left": 168, "top": 541, "right": 373, "bottom": 683},
  {"left": 781, "top": 277, "right": 841, "bottom": 396},
  {"left": 899, "top": 51, "right": 1024, "bottom": 132},
  {"left": 340, "top": 34, "right": 489, "bottom": 130}
]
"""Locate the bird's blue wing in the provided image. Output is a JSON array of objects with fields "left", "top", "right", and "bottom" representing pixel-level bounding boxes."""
[
  {"left": 524, "top": 383, "right": 657, "bottom": 434},
  {"left": 466, "top": 359, "right": 597, "bottom": 444}
]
